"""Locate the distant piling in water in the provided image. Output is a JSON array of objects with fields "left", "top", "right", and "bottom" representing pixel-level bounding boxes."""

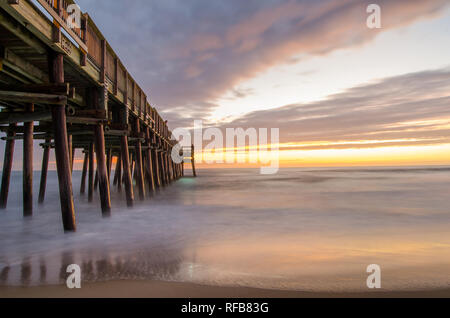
[{"left": 0, "top": 0, "right": 189, "bottom": 232}]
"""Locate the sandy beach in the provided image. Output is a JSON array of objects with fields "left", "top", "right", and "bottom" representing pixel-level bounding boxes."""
[{"left": 1, "top": 280, "right": 449, "bottom": 298}]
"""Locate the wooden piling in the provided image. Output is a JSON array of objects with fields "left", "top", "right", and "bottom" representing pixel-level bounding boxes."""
[
  {"left": 48, "top": 51, "right": 76, "bottom": 231},
  {"left": 134, "top": 120, "right": 145, "bottom": 200},
  {"left": 191, "top": 144, "right": 197, "bottom": 177},
  {"left": 38, "top": 139, "right": 51, "bottom": 204},
  {"left": 94, "top": 170, "right": 98, "bottom": 191},
  {"left": 159, "top": 151, "right": 166, "bottom": 186},
  {"left": 88, "top": 142, "right": 94, "bottom": 202},
  {"left": 114, "top": 153, "right": 122, "bottom": 193},
  {"left": 93, "top": 123, "right": 111, "bottom": 216},
  {"left": 23, "top": 103, "right": 34, "bottom": 217},
  {"left": 120, "top": 135, "right": 134, "bottom": 207},
  {"left": 144, "top": 127, "right": 155, "bottom": 194},
  {"left": 80, "top": 150, "right": 88, "bottom": 195},
  {"left": 68, "top": 134, "right": 73, "bottom": 173},
  {"left": 106, "top": 148, "right": 112, "bottom": 183},
  {"left": 0, "top": 123, "right": 16, "bottom": 209}
]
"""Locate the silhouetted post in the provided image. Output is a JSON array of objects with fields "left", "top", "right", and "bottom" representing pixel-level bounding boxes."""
[
  {"left": 68, "top": 134, "right": 73, "bottom": 173},
  {"left": 94, "top": 124, "right": 111, "bottom": 215},
  {"left": 106, "top": 148, "right": 112, "bottom": 182},
  {"left": 120, "top": 110, "right": 134, "bottom": 207},
  {"left": 71, "top": 146, "right": 75, "bottom": 173},
  {"left": 166, "top": 150, "right": 172, "bottom": 182},
  {"left": 159, "top": 151, "right": 166, "bottom": 186},
  {"left": 191, "top": 144, "right": 197, "bottom": 177},
  {"left": 48, "top": 51, "right": 76, "bottom": 231},
  {"left": 80, "top": 150, "right": 88, "bottom": 195},
  {"left": 88, "top": 142, "right": 94, "bottom": 202},
  {"left": 145, "top": 127, "right": 155, "bottom": 193},
  {"left": 38, "top": 139, "right": 51, "bottom": 204},
  {"left": 94, "top": 169, "right": 99, "bottom": 191},
  {"left": 152, "top": 140, "right": 161, "bottom": 189},
  {"left": 23, "top": 103, "right": 34, "bottom": 217},
  {"left": 165, "top": 151, "right": 171, "bottom": 183},
  {"left": 91, "top": 87, "right": 111, "bottom": 216},
  {"left": 0, "top": 123, "right": 16, "bottom": 209},
  {"left": 121, "top": 135, "right": 134, "bottom": 206},
  {"left": 114, "top": 154, "right": 122, "bottom": 193},
  {"left": 134, "top": 120, "right": 145, "bottom": 200}
]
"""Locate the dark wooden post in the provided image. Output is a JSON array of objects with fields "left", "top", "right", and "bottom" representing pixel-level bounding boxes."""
[
  {"left": 88, "top": 142, "right": 94, "bottom": 202},
  {"left": 106, "top": 148, "right": 112, "bottom": 183},
  {"left": 38, "top": 139, "right": 51, "bottom": 204},
  {"left": 152, "top": 133, "right": 161, "bottom": 188},
  {"left": 121, "top": 135, "right": 134, "bottom": 206},
  {"left": 134, "top": 120, "right": 145, "bottom": 200},
  {"left": 23, "top": 103, "right": 34, "bottom": 217},
  {"left": 159, "top": 151, "right": 166, "bottom": 186},
  {"left": 0, "top": 123, "right": 16, "bottom": 209},
  {"left": 114, "top": 153, "right": 122, "bottom": 193},
  {"left": 94, "top": 123, "right": 111, "bottom": 216},
  {"left": 90, "top": 87, "right": 111, "bottom": 216},
  {"left": 191, "top": 144, "right": 197, "bottom": 177},
  {"left": 120, "top": 110, "right": 134, "bottom": 206},
  {"left": 164, "top": 151, "right": 169, "bottom": 184},
  {"left": 68, "top": 134, "right": 73, "bottom": 173},
  {"left": 48, "top": 51, "right": 76, "bottom": 231},
  {"left": 144, "top": 127, "right": 155, "bottom": 194},
  {"left": 165, "top": 151, "right": 171, "bottom": 183},
  {"left": 80, "top": 150, "right": 88, "bottom": 195},
  {"left": 168, "top": 149, "right": 174, "bottom": 181}
]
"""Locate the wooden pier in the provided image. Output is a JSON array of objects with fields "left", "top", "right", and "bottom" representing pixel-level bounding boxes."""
[{"left": 0, "top": 0, "right": 194, "bottom": 231}]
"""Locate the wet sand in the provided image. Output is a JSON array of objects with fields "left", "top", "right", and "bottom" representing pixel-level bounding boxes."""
[{"left": 1, "top": 281, "right": 449, "bottom": 298}]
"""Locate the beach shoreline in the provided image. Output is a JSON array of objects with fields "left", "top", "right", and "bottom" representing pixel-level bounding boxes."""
[{"left": 1, "top": 280, "right": 449, "bottom": 298}]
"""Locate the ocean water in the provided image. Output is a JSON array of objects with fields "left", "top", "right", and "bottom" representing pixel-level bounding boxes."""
[{"left": 1, "top": 167, "right": 450, "bottom": 292}]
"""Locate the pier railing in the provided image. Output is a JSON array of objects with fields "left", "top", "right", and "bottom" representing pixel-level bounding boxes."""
[{"left": 2, "top": 0, "right": 170, "bottom": 138}]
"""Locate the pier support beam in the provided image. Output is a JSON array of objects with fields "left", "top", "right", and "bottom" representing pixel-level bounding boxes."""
[
  {"left": 68, "top": 134, "right": 73, "bottom": 173},
  {"left": 0, "top": 123, "right": 16, "bottom": 209},
  {"left": 144, "top": 127, "right": 155, "bottom": 194},
  {"left": 114, "top": 153, "right": 122, "bottom": 192},
  {"left": 23, "top": 103, "right": 34, "bottom": 217},
  {"left": 94, "top": 123, "right": 111, "bottom": 216},
  {"left": 49, "top": 52, "right": 76, "bottom": 231},
  {"left": 191, "top": 144, "right": 197, "bottom": 177},
  {"left": 38, "top": 139, "right": 50, "bottom": 204},
  {"left": 80, "top": 150, "right": 88, "bottom": 195},
  {"left": 134, "top": 120, "right": 145, "bottom": 200},
  {"left": 120, "top": 135, "right": 134, "bottom": 207},
  {"left": 106, "top": 148, "right": 112, "bottom": 183},
  {"left": 159, "top": 151, "right": 166, "bottom": 186},
  {"left": 88, "top": 142, "right": 94, "bottom": 202},
  {"left": 90, "top": 87, "right": 111, "bottom": 215}
]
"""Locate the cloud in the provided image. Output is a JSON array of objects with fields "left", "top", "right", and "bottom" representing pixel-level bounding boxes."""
[
  {"left": 218, "top": 67, "right": 450, "bottom": 149},
  {"left": 76, "top": 0, "right": 450, "bottom": 124}
]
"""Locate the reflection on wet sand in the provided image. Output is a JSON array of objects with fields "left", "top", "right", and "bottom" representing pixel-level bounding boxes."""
[{"left": 0, "top": 248, "right": 183, "bottom": 287}]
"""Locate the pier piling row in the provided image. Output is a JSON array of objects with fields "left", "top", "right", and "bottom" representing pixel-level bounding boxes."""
[{"left": 0, "top": 0, "right": 187, "bottom": 231}]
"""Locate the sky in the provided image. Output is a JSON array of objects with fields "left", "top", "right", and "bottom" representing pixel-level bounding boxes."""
[{"left": 2, "top": 0, "right": 450, "bottom": 169}]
